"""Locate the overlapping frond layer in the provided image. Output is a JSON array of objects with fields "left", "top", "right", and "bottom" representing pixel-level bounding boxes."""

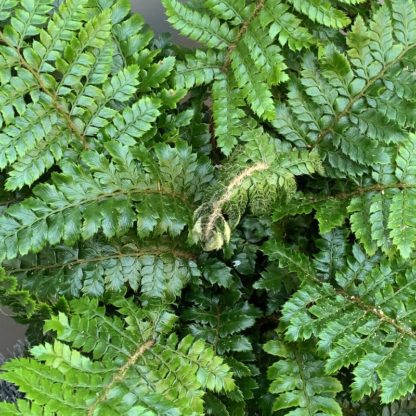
[
  {"left": 180, "top": 272, "right": 261, "bottom": 413},
  {"left": 272, "top": 133, "right": 416, "bottom": 259},
  {"left": 272, "top": 2, "right": 416, "bottom": 178},
  {"left": 264, "top": 337, "right": 343, "bottom": 415}
]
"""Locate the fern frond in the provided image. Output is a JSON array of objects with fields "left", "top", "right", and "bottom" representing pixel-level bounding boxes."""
[
  {"left": 262, "top": 238, "right": 317, "bottom": 281},
  {"left": 391, "top": 0, "right": 416, "bottom": 46},
  {"left": 282, "top": 246, "right": 416, "bottom": 403},
  {"left": 287, "top": 0, "right": 350, "bottom": 28},
  {"left": 5, "top": 237, "right": 198, "bottom": 300},
  {"left": 0, "top": 297, "right": 236, "bottom": 415},
  {"left": 182, "top": 286, "right": 260, "bottom": 354},
  {"left": 163, "top": 0, "right": 321, "bottom": 127},
  {"left": 103, "top": 96, "right": 161, "bottom": 146},
  {"left": 0, "top": 1, "right": 176, "bottom": 189},
  {"left": 175, "top": 49, "right": 223, "bottom": 89},
  {"left": 138, "top": 56, "right": 176, "bottom": 92},
  {"left": 264, "top": 337, "right": 343, "bottom": 415},
  {"left": 258, "top": 0, "right": 313, "bottom": 50},
  {"left": 3, "top": 0, "right": 54, "bottom": 48},
  {"left": 273, "top": 1, "right": 416, "bottom": 178},
  {"left": 313, "top": 229, "right": 349, "bottom": 280},
  {"left": 212, "top": 74, "right": 246, "bottom": 156},
  {"left": 36, "top": 0, "right": 88, "bottom": 73},
  {"left": 162, "top": 0, "right": 236, "bottom": 49},
  {"left": 229, "top": 39, "right": 281, "bottom": 119},
  {"left": 0, "top": 142, "right": 212, "bottom": 261},
  {"left": 387, "top": 189, "right": 416, "bottom": 258},
  {"left": 0, "top": 0, "right": 18, "bottom": 22}
]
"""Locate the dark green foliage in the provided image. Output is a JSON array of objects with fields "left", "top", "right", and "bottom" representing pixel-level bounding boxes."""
[
  {"left": 2, "top": 0, "right": 416, "bottom": 415},
  {"left": 264, "top": 337, "right": 343, "bottom": 415}
]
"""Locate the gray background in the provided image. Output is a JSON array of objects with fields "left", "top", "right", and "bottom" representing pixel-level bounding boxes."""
[
  {"left": 0, "top": 0, "right": 184, "bottom": 357},
  {"left": 134, "top": 1, "right": 172, "bottom": 34}
]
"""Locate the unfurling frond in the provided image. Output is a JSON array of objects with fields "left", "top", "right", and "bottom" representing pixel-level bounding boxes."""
[{"left": 192, "top": 129, "right": 323, "bottom": 250}]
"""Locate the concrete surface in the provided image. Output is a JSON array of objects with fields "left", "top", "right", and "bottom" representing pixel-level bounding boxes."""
[{"left": 0, "top": 309, "right": 26, "bottom": 357}]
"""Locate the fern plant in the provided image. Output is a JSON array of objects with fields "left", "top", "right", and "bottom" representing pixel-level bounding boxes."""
[{"left": 3, "top": 0, "right": 416, "bottom": 415}]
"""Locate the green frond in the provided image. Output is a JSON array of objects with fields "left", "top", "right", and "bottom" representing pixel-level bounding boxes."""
[
  {"left": 259, "top": 0, "right": 314, "bottom": 51},
  {"left": 103, "top": 96, "right": 161, "bottom": 146},
  {"left": 274, "top": 1, "right": 416, "bottom": 177},
  {"left": 3, "top": 0, "right": 54, "bottom": 48},
  {"left": 0, "top": 142, "right": 212, "bottom": 261},
  {"left": 0, "top": 0, "right": 18, "bottom": 22},
  {"left": 348, "top": 192, "right": 380, "bottom": 256},
  {"left": 4, "top": 127, "right": 71, "bottom": 191},
  {"left": 287, "top": 0, "right": 351, "bottom": 28},
  {"left": 137, "top": 56, "right": 176, "bottom": 92},
  {"left": 175, "top": 49, "right": 223, "bottom": 89},
  {"left": 313, "top": 229, "right": 349, "bottom": 280},
  {"left": 391, "top": 0, "right": 416, "bottom": 46},
  {"left": 54, "top": 10, "right": 113, "bottom": 94},
  {"left": 315, "top": 198, "right": 348, "bottom": 234},
  {"left": 4, "top": 237, "right": 199, "bottom": 300},
  {"left": 204, "top": 0, "right": 250, "bottom": 25},
  {"left": 180, "top": 280, "right": 260, "bottom": 414},
  {"left": 229, "top": 40, "right": 280, "bottom": 120},
  {"left": 164, "top": 0, "right": 324, "bottom": 125},
  {"left": 35, "top": 0, "right": 88, "bottom": 73},
  {"left": 0, "top": 1, "right": 178, "bottom": 189},
  {"left": 388, "top": 189, "right": 416, "bottom": 258},
  {"left": 342, "top": 135, "right": 416, "bottom": 258},
  {"left": 0, "top": 297, "right": 236, "bottom": 415},
  {"left": 282, "top": 246, "right": 416, "bottom": 403},
  {"left": 81, "top": 64, "right": 140, "bottom": 136},
  {"left": 162, "top": 0, "right": 236, "bottom": 49},
  {"left": 262, "top": 238, "right": 317, "bottom": 281},
  {"left": 212, "top": 74, "right": 246, "bottom": 155},
  {"left": 0, "top": 102, "right": 57, "bottom": 172},
  {"left": 181, "top": 287, "right": 261, "bottom": 354},
  {"left": 264, "top": 337, "right": 343, "bottom": 415}
]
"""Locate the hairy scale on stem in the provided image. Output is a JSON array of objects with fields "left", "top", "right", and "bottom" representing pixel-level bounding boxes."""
[{"left": 203, "top": 161, "right": 269, "bottom": 240}]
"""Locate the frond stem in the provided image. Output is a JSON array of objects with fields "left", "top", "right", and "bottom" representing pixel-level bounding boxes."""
[
  {"left": 8, "top": 246, "right": 196, "bottom": 274},
  {"left": 221, "top": 0, "right": 266, "bottom": 72},
  {"left": 86, "top": 339, "right": 155, "bottom": 416}
]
